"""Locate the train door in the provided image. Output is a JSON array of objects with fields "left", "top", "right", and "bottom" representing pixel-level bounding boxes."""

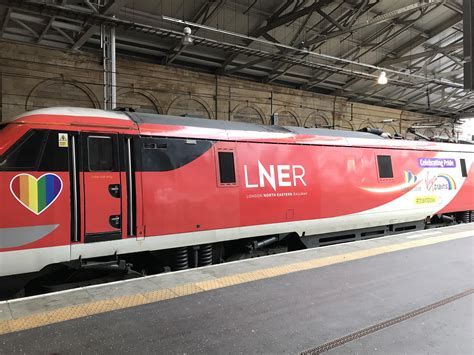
[{"left": 81, "top": 133, "right": 122, "bottom": 243}]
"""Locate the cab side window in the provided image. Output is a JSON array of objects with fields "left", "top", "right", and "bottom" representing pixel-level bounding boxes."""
[
  {"left": 0, "top": 130, "right": 70, "bottom": 171},
  {"left": 38, "top": 132, "right": 69, "bottom": 171},
  {"left": 0, "top": 130, "right": 47, "bottom": 170}
]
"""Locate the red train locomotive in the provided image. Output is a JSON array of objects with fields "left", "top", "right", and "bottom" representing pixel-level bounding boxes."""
[{"left": 0, "top": 107, "right": 473, "bottom": 295}]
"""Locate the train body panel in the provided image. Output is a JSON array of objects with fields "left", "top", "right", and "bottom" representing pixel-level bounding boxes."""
[
  {"left": 0, "top": 108, "right": 473, "bottom": 281},
  {"left": 139, "top": 141, "right": 470, "bottom": 236}
]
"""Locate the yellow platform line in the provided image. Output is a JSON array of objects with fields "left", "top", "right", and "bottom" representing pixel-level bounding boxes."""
[{"left": 0, "top": 230, "right": 472, "bottom": 335}]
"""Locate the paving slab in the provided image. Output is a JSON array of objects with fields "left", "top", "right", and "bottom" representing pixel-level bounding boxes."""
[
  {"left": 147, "top": 268, "right": 219, "bottom": 289},
  {"left": 7, "top": 289, "right": 92, "bottom": 318},
  {"left": 85, "top": 278, "right": 162, "bottom": 302},
  {"left": 0, "top": 303, "right": 12, "bottom": 321}
]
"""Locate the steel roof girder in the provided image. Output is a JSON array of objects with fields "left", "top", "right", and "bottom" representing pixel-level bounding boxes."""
[
  {"left": 2, "top": 31, "right": 70, "bottom": 47},
  {"left": 263, "top": 5, "right": 361, "bottom": 85},
  {"left": 0, "top": 6, "right": 11, "bottom": 37},
  {"left": 11, "top": 18, "right": 39, "bottom": 38},
  {"left": 384, "top": 43, "right": 464, "bottom": 65},
  {"left": 9, "top": 11, "right": 83, "bottom": 32},
  {"left": 72, "top": 0, "right": 129, "bottom": 50},
  {"left": 37, "top": 16, "right": 54, "bottom": 43},
  {"left": 304, "top": 0, "right": 443, "bottom": 46},
  {"left": 336, "top": 13, "right": 463, "bottom": 94},
  {"left": 300, "top": 9, "right": 428, "bottom": 91}
]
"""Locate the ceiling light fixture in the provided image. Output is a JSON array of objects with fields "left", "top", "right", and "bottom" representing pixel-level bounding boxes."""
[
  {"left": 182, "top": 26, "right": 193, "bottom": 46},
  {"left": 377, "top": 71, "right": 388, "bottom": 85}
]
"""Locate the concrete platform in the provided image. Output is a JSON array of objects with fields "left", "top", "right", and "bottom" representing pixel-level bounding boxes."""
[{"left": 0, "top": 223, "right": 473, "bottom": 354}]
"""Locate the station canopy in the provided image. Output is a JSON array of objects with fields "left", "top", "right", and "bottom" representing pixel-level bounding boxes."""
[{"left": 0, "top": 0, "right": 471, "bottom": 118}]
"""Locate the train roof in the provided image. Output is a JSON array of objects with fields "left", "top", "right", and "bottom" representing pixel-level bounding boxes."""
[
  {"left": 10, "top": 107, "right": 474, "bottom": 152},
  {"left": 12, "top": 107, "right": 383, "bottom": 139},
  {"left": 127, "top": 111, "right": 385, "bottom": 140},
  {"left": 15, "top": 107, "right": 132, "bottom": 120}
]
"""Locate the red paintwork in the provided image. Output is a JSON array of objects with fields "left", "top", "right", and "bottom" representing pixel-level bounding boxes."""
[
  {"left": 0, "top": 124, "right": 31, "bottom": 155},
  {"left": 437, "top": 163, "right": 474, "bottom": 215},
  {"left": 0, "top": 171, "right": 70, "bottom": 251},
  {"left": 83, "top": 172, "right": 122, "bottom": 235},
  {"left": 0, "top": 110, "right": 473, "bottom": 273},
  {"left": 141, "top": 141, "right": 441, "bottom": 236}
]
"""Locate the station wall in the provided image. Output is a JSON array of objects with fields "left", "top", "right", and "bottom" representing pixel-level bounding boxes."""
[{"left": 0, "top": 40, "right": 454, "bottom": 138}]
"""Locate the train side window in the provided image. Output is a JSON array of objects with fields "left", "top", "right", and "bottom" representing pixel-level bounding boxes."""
[
  {"left": 88, "top": 136, "right": 114, "bottom": 171},
  {"left": 460, "top": 159, "right": 468, "bottom": 177},
  {"left": 377, "top": 155, "right": 393, "bottom": 179},
  {"left": 140, "top": 137, "right": 213, "bottom": 172},
  {"left": 0, "top": 130, "right": 47, "bottom": 170},
  {"left": 218, "top": 151, "right": 236, "bottom": 184}
]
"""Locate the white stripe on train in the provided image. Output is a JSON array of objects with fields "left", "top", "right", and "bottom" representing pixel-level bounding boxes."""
[{"left": 0, "top": 194, "right": 456, "bottom": 277}]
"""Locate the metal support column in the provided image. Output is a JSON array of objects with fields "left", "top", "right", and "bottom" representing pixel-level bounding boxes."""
[
  {"left": 111, "top": 26, "right": 116, "bottom": 109},
  {"left": 464, "top": 0, "right": 473, "bottom": 90},
  {"left": 101, "top": 25, "right": 116, "bottom": 110}
]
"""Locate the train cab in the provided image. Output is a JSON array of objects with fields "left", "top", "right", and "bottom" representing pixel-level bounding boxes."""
[{"left": 0, "top": 108, "right": 140, "bottom": 295}]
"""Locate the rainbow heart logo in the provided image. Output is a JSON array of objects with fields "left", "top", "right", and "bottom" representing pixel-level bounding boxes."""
[{"left": 10, "top": 173, "right": 63, "bottom": 215}]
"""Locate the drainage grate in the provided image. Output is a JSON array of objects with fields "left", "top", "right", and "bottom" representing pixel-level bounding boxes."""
[{"left": 301, "top": 288, "right": 474, "bottom": 355}]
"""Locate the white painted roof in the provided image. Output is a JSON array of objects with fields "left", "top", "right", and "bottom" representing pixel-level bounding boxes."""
[{"left": 14, "top": 107, "right": 131, "bottom": 121}]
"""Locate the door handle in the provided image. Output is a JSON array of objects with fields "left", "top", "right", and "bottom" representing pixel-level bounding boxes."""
[
  {"left": 109, "top": 215, "right": 121, "bottom": 229},
  {"left": 108, "top": 184, "right": 121, "bottom": 198}
]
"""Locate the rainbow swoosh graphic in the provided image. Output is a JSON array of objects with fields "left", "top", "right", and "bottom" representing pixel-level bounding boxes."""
[
  {"left": 10, "top": 174, "right": 63, "bottom": 215},
  {"left": 403, "top": 171, "right": 417, "bottom": 184},
  {"left": 436, "top": 173, "right": 456, "bottom": 190}
]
